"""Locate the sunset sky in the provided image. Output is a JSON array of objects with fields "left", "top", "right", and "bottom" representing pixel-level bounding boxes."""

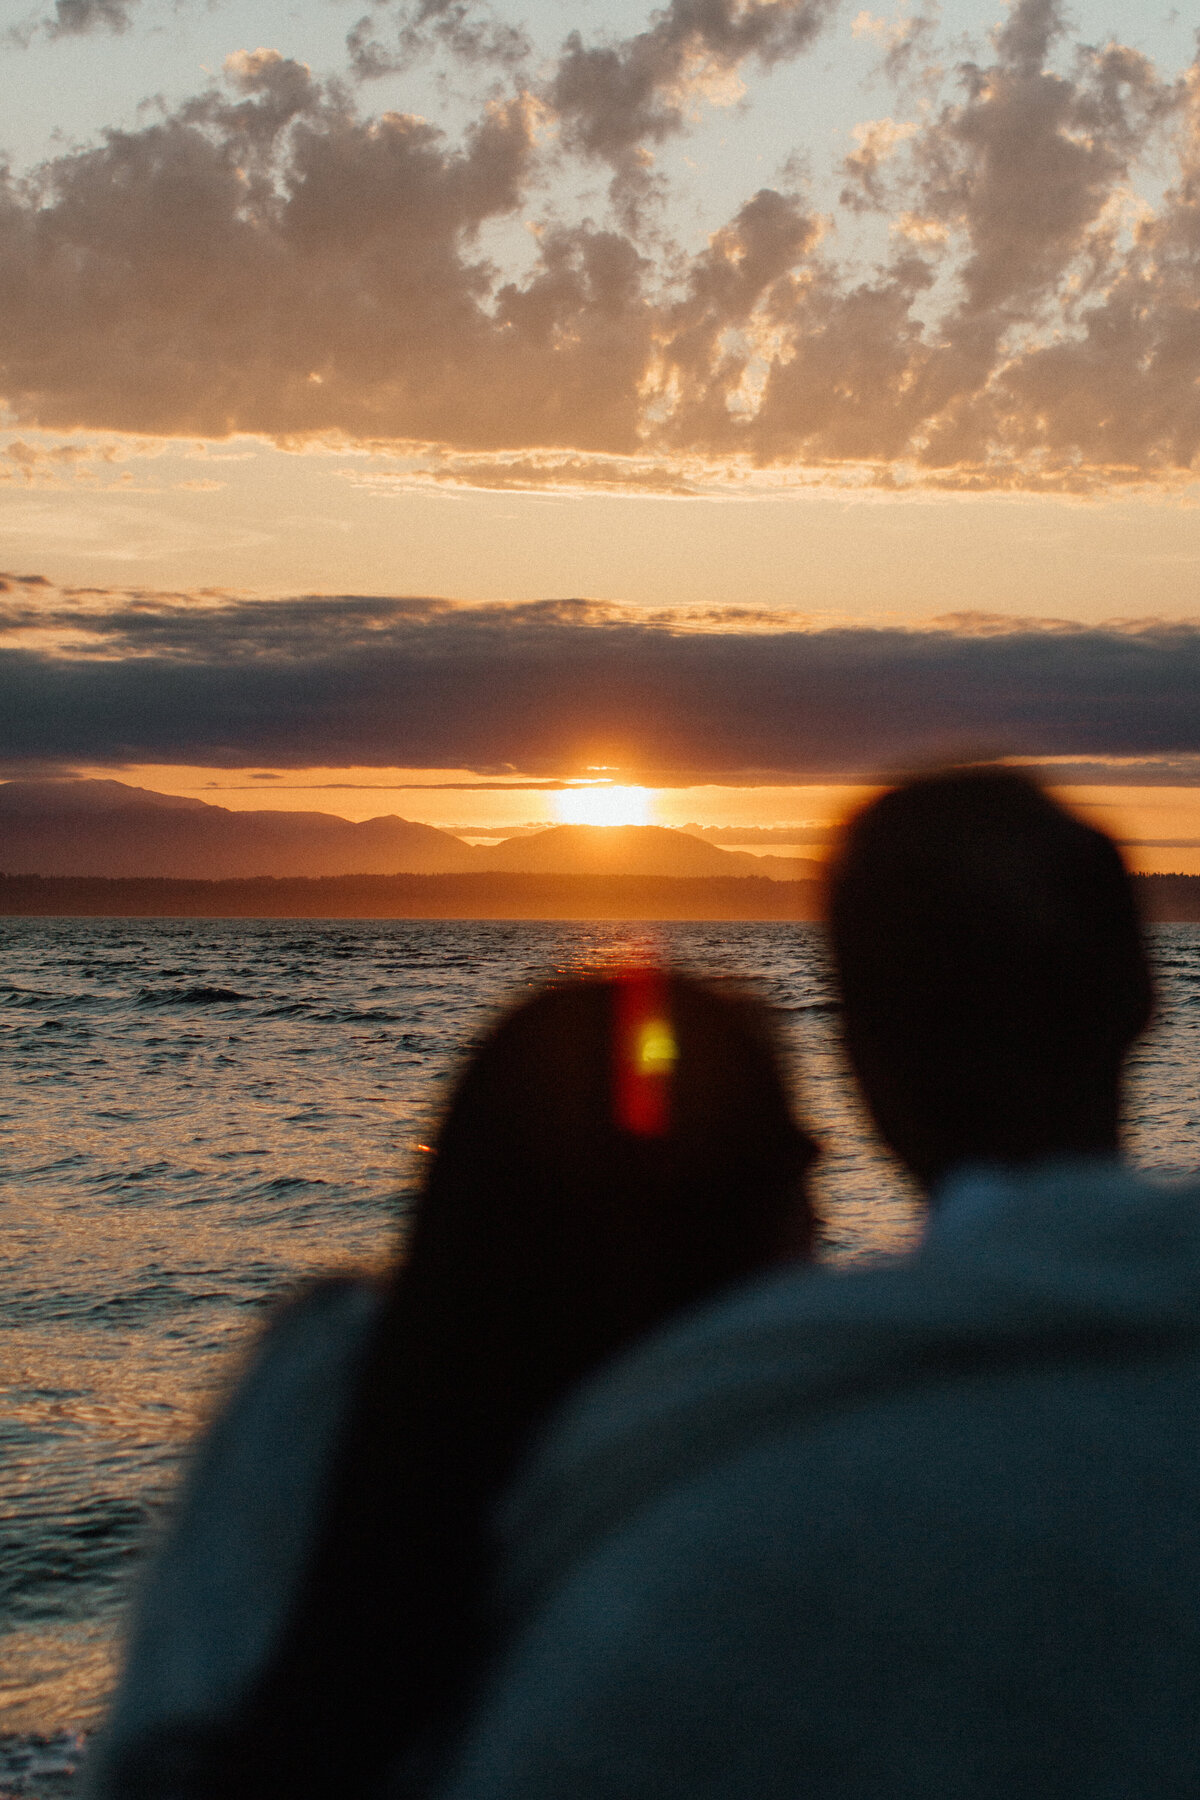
[{"left": 3, "top": 0, "right": 1200, "bottom": 866}]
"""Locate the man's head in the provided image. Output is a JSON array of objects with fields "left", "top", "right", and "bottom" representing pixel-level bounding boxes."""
[{"left": 827, "top": 766, "right": 1153, "bottom": 1191}]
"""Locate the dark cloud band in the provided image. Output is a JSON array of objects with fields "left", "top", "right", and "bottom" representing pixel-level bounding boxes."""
[{"left": 3, "top": 590, "right": 1199, "bottom": 780}]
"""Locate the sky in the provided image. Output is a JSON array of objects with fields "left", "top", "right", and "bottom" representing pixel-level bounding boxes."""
[{"left": 2, "top": 0, "right": 1200, "bottom": 865}]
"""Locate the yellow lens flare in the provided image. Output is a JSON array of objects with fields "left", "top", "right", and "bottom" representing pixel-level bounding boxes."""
[
  {"left": 556, "top": 785, "right": 652, "bottom": 828},
  {"left": 634, "top": 1017, "right": 678, "bottom": 1076}
]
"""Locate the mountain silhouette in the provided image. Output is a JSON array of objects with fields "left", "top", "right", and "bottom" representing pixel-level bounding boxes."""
[
  {"left": 0, "top": 782, "right": 823, "bottom": 882},
  {"left": 0, "top": 781, "right": 478, "bottom": 878},
  {"left": 477, "top": 823, "right": 821, "bottom": 881}
]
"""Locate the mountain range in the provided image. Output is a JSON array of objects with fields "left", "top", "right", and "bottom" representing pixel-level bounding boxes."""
[{"left": 0, "top": 782, "right": 822, "bottom": 882}]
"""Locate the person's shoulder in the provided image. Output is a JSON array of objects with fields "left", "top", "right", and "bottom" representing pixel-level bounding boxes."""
[
  {"left": 245, "top": 1269, "right": 384, "bottom": 1364},
  {"left": 152, "top": 1271, "right": 385, "bottom": 1621},
  {"left": 572, "top": 1155, "right": 1200, "bottom": 1455},
  {"left": 87, "top": 1275, "right": 386, "bottom": 1795},
  {"left": 176, "top": 1273, "right": 384, "bottom": 1507},
  {"left": 504, "top": 1160, "right": 1200, "bottom": 1609},
  {"left": 224, "top": 1273, "right": 383, "bottom": 1414},
  {"left": 499, "top": 1254, "right": 924, "bottom": 1611}
]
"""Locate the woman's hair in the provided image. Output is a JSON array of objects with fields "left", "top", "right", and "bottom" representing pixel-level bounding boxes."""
[
  {"left": 405, "top": 970, "right": 816, "bottom": 1384},
  {"left": 225, "top": 971, "right": 815, "bottom": 1798}
]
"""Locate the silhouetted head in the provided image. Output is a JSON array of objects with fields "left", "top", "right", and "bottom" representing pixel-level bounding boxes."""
[
  {"left": 403, "top": 970, "right": 817, "bottom": 1410},
  {"left": 828, "top": 766, "right": 1153, "bottom": 1192}
]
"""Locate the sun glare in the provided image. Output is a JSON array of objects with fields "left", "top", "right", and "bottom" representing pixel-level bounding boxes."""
[{"left": 556, "top": 784, "right": 653, "bottom": 828}]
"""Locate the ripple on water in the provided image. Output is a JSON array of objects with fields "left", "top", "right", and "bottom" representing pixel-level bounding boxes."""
[{"left": 135, "top": 986, "right": 249, "bottom": 1008}]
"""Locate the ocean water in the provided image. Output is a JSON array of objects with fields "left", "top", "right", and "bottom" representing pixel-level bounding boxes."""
[{"left": 2, "top": 918, "right": 1199, "bottom": 1788}]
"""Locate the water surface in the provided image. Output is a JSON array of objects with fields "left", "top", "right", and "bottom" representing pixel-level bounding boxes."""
[{"left": 2, "top": 919, "right": 1198, "bottom": 1748}]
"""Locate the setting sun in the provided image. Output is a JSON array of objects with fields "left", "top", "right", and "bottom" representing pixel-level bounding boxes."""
[{"left": 555, "top": 785, "right": 653, "bottom": 828}]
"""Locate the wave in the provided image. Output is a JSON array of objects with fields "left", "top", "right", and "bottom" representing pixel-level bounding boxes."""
[
  {"left": 0, "top": 1494, "right": 155, "bottom": 1620},
  {"left": 0, "top": 1731, "right": 90, "bottom": 1796},
  {"left": 310, "top": 1006, "right": 412, "bottom": 1023},
  {"left": 136, "top": 985, "right": 247, "bottom": 1006}
]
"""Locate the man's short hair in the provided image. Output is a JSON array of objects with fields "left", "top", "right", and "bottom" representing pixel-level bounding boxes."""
[{"left": 827, "top": 766, "right": 1153, "bottom": 1170}]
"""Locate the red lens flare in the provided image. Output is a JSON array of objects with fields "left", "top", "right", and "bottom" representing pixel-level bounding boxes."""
[{"left": 613, "top": 966, "right": 678, "bottom": 1137}]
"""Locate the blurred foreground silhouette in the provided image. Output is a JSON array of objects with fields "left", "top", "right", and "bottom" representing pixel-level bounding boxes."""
[
  {"left": 87, "top": 971, "right": 815, "bottom": 1800},
  {"left": 434, "top": 770, "right": 1200, "bottom": 1800}
]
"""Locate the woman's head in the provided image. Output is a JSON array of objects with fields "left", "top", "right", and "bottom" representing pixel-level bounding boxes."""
[
  {"left": 403, "top": 970, "right": 815, "bottom": 1406},
  {"left": 222, "top": 974, "right": 814, "bottom": 1797}
]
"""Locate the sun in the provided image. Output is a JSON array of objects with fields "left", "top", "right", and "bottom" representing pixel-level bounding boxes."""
[{"left": 556, "top": 785, "right": 653, "bottom": 828}]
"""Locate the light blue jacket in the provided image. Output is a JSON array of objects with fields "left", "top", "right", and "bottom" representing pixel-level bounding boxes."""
[
  {"left": 438, "top": 1160, "right": 1200, "bottom": 1800},
  {"left": 85, "top": 1279, "right": 381, "bottom": 1799}
]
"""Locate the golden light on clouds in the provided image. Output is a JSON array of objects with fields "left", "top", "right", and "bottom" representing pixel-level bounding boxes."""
[{"left": 4, "top": 0, "right": 1200, "bottom": 497}]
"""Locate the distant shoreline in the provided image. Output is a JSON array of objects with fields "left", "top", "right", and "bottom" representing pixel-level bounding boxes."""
[
  {"left": 0, "top": 871, "right": 824, "bottom": 921},
  {"left": 2, "top": 872, "right": 1199, "bottom": 921}
]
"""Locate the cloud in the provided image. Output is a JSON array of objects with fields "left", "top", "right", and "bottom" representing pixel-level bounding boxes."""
[
  {"left": 747, "top": 0, "right": 1189, "bottom": 479},
  {"left": 0, "top": 439, "right": 95, "bottom": 483},
  {"left": 348, "top": 452, "right": 712, "bottom": 496},
  {"left": 6, "top": 0, "right": 139, "bottom": 46},
  {"left": 839, "top": 117, "right": 917, "bottom": 212},
  {"left": 547, "top": 0, "right": 839, "bottom": 217},
  {"left": 2, "top": 3, "right": 1200, "bottom": 489},
  {"left": 42, "top": 0, "right": 134, "bottom": 35},
  {"left": 0, "top": 436, "right": 164, "bottom": 487},
  {"left": 48, "top": 0, "right": 132, "bottom": 30},
  {"left": 4, "top": 583, "right": 1200, "bottom": 782},
  {"left": 0, "top": 572, "right": 52, "bottom": 591},
  {"left": 346, "top": 0, "right": 531, "bottom": 78},
  {"left": 0, "top": 53, "right": 579, "bottom": 446}
]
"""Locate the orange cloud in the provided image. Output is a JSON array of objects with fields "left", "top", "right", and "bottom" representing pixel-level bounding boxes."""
[{"left": 2, "top": 3, "right": 1200, "bottom": 490}]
